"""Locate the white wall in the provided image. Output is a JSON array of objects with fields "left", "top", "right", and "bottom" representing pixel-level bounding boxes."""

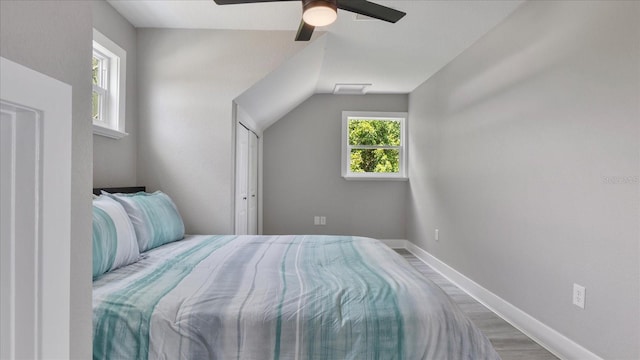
[
  {"left": 92, "top": 0, "right": 138, "bottom": 187},
  {"left": 263, "top": 94, "right": 408, "bottom": 239},
  {"left": 0, "top": 0, "right": 93, "bottom": 358},
  {"left": 234, "top": 35, "right": 326, "bottom": 133},
  {"left": 136, "top": 29, "right": 306, "bottom": 234},
  {"left": 407, "top": 1, "right": 639, "bottom": 359}
]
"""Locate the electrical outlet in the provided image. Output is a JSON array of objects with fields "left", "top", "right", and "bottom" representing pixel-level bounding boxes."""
[
  {"left": 435, "top": 229, "right": 439, "bottom": 241},
  {"left": 314, "top": 216, "right": 320, "bottom": 225},
  {"left": 573, "top": 283, "right": 586, "bottom": 309},
  {"left": 320, "top": 216, "right": 326, "bottom": 225}
]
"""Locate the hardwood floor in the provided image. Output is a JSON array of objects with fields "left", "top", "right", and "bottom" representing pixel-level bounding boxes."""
[{"left": 396, "top": 249, "right": 559, "bottom": 360}]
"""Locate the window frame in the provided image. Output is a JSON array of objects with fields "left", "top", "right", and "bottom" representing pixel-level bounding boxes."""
[
  {"left": 92, "top": 28, "right": 127, "bottom": 139},
  {"left": 341, "top": 111, "right": 408, "bottom": 181}
]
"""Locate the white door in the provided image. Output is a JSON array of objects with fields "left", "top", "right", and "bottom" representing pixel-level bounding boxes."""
[
  {"left": 0, "top": 104, "right": 41, "bottom": 360},
  {"left": 235, "top": 123, "right": 259, "bottom": 235},
  {"left": 235, "top": 124, "right": 249, "bottom": 235},
  {"left": 247, "top": 131, "right": 258, "bottom": 235},
  {"left": 0, "top": 57, "right": 72, "bottom": 360}
]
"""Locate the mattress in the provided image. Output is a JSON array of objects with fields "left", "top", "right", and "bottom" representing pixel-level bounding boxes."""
[{"left": 93, "top": 235, "right": 500, "bottom": 359}]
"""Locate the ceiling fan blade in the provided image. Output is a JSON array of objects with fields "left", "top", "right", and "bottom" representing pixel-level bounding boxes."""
[
  {"left": 213, "top": 0, "right": 297, "bottom": 4},
  {"left": 337, "top": 0, "right": 406, "bottom": 23},
  {"left": 295, "top": 20, "right": 315, "bottom": 41}
]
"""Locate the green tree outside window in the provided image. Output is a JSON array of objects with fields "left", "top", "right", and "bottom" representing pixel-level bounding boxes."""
[{"left": 348, "top": 119, "right": 401, "bottom": 173}]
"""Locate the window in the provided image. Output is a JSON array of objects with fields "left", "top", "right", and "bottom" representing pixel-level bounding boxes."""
[
  {"left": 92, "top": 29, "right": 127, "bottom": 139},
  {"left": 341, "top": 111, "right": 408, "bottom": 180},
  {"left": 92, "top": 50, "right": 108, "bottom": 124}
]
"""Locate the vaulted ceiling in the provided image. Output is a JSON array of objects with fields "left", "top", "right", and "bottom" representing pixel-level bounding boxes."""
[{"left": 108, "top": 0, "right": 524, "bottom": 130}]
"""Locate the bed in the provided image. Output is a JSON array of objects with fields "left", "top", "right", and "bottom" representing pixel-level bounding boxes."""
[{"left": 92, "top": 188, "right": 500, "bottom": 360}]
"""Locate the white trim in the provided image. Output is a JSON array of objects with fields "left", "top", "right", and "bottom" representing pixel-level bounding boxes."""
[
  {"left": 404, "top": 241, "right": 603, "bottom": 360},
  {"left": 92, "top": 123, "right": 128, "bottom": 140},
  {"left": 344, "top": 175, "right": 408, "bottom": 181},
  {"left": 379, "top": 239, "right": 407, "bottom": 249}
]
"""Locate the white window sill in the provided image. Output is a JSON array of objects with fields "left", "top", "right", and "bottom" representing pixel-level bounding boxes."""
[
  {"left": 93, "top": 123, "right": 128, "bottom": 140},
  {"left": 343, "top": 175, "right": 409, "bottom": 181}
]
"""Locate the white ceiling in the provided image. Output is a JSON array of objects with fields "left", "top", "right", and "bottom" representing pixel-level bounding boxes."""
[
  {"left": 107, "top": 0, "right": 304, "bottom": 30},
  {"left": 107, "top": 0, "right": 524, "bottom": 129}
]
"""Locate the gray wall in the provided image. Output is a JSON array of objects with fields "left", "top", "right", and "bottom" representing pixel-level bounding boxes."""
[
  {"left": 136, "top": 29, "right": 306, "bottom": 234},
  {"left": 407, "top": 1, "right": 639, "bottom": 359},
  {"left": 263, "top": 94, "right": 408, "bottom": 239},
  {"left": 92, "top": 0, "right": 138, "bottom": 187},
  {"left": 0, "top": 0, "right": 93, "bottom": 358}
]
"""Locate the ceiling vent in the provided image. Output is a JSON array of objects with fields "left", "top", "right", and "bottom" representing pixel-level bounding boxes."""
[{"left": 333, "top": 83, "right": 372, "bottom": 95}]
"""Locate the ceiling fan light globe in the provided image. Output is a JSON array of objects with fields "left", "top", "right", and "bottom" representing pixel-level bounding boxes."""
[{"left": 302, "top": 2, "right": 337, "bottom": 27}]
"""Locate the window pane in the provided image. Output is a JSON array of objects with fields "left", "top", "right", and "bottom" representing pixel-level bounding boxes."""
[
  {"left": 92, "top": 56, "right": 101, "bottom": 86},
  {"left": 92, "top": 91, "right": 101, "bottom": 121},
  {"left": 350, "top": 149, "right": 400, "bottom": 173},
  {"left": 348, "top": 119, "right": 401, "bottom": 146}
]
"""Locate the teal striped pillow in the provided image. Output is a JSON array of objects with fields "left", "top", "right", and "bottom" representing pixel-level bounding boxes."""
[
  {"left": 107, "top": 191, "right": 185, "bottom": 252},
  {"left": 92, "top": 196, "right": 140, "bottom": 279}
]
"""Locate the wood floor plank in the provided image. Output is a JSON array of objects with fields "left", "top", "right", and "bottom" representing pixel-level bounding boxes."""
[{"left": 395, "top": 249, "right": 559, "bottom": 360}]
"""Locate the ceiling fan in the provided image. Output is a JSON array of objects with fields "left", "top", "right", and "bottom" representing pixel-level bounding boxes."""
[{"left": 213, "top": 0, "right": 406, "bottom": 41}]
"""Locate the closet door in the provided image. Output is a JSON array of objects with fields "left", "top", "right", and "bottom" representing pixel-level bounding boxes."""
[
  {"left": 247, "top": 131, "right": 258, "bottom": 234},
  {"left": 235, "top": 124, "right": 249, "bottom": 235},
  {"left": 235, "top": 123, "right": 259, "bottom": 235}
]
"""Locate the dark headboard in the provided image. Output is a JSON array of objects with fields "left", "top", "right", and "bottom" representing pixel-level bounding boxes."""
[{"left": 93, "top": 186, "right": 146, "bottom": 196}]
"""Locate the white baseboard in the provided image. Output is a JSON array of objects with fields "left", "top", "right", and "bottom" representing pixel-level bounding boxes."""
[
  {"left": 380, "top": 239, "right": 407, "bottom": 249},
  {"left": 404, "top": 241, "right": 603, "bottom": 360}
]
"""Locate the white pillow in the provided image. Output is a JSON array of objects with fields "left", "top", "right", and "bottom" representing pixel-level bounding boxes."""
[
  {"left": 92, "top": 195, "right": 140, "bottom": 279},
  {"left": 105, "top": 191, "right": 185, "bottom": 252}
]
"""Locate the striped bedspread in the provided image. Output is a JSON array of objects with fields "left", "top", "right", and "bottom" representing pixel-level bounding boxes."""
[{"left": 93, "top": 235, "right": 500, "bottom": 360}]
